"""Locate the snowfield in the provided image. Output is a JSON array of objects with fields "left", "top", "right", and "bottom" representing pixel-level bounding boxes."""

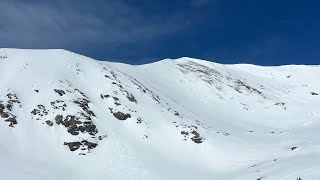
[{"left": 0, "top": 48, "right": 319, "bottom": 180}]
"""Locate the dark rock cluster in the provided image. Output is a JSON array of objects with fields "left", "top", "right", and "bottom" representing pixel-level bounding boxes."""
[
  {"left": 291, "top": 146, "right": 298, "bottom": 151},
  {"left": 54, "top": 89, "right": 65, "bottom": 96},
  {"left": 73, "top": 98, "right": 95, "bottom": 119},
  {"left": 274, "top": 102, "right": 287, "bottom": 110},
  {"left": 64, "top": 140, "right": 98, "bottom": 152},
  {"left": 0, "top": 93, "right": 20, "bottom": 127},
  {"left": 178, "top": 123, "right": 205, "bottom": 144},
  {"left": 45, "top": 120, "right": 54, "bottom": 126},
  {"left": 50, "top": 100, "right": 67, "bottom": 111},
  {"left": 31, "top": 105, "right": 49, "bottom": 117},
  {"left": 136, "top": 117, "right": 142, "bottom": 124},
  {"left": 55, "top": 114, "right": 98, "bottom": 136},
  {"left": 125, "top": 92, "right": 137, "bottom": 103},
  {"left": 75, "top": 89, "right": 88, "bottom": 98},
  {"left": 113, "top": 111, "right": 131, "bottom": 120},
  {"left": 190, "top": 130, "right": 204, "bottom": 144},
  {"left": 100, "top": 94, "right": 110, "bottom": 99}
]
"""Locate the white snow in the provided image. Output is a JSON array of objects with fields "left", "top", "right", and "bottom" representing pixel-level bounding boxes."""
[{"left": 0, "top": 48, "right": 319, "bottom": 180}]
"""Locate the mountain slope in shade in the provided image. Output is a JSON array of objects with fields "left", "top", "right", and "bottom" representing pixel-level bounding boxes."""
[{"left": 0, "top": 48, "right": 320, "bottom": 180}]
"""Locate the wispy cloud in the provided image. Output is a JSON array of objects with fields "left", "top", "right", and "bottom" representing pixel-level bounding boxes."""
[{"left": 0, "top": 0, "right": 191, "bottom": 48}]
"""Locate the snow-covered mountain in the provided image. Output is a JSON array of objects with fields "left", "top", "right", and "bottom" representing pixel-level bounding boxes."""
[{"left": 0, "top": 48, "right": 319, "bottom": 180}]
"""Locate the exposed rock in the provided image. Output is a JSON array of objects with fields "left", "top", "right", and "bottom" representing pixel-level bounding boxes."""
[
  {"left": 81, "top": 140, "right": 98, "bottom": 149},
  {"left": 275, "top": 102, "right": 285, "bottom": 106},
  {"left": 311, "top": 92, "right": 318, "bottom": 95},
  {"left": 0, "top": 93, "right": 20, "bottom": 127},
  {"left": 73, "top": 98, "right": 95, "bottom": 118},
  {"left": 137, "top": 117, "right": 142, "bottom": 124},
  {"left": 98, "top": 135, "right": 107, "bottom": 140},
  {"left": 74, "top": 89, "right": 88, "bottom": 98},
  {"left": 64, "top": 141, "right": 82, "bottom": 151},
  {"left": 100, "top": 94, "right": 110, "bottom": 99},
  {"left": 84, "top": 123, "right": 98, "bottom": 135},
  {"left": 234, "top": 79, "right": 263, "bottom": 95},
  {"left": 191, "top": 130, "right": 204, "bottom": 144},
  {"left": 191, "top": 137, "right": 204, "bottom": 144},
  {"left": 54, "top": 89, "right": 65, "bottom": 96},
  {"left": 113, "top": 111, "right": 131, "bottom": 120},
  {"left": 64, "top": 139, "right": 98, "bottom": 152},
  {"left": 5, "top": 117, "right": 17, "bottom": 127},
  {"left": 55, "top": 114, "right": 64, "bottom": 124},
  {"left": 63, "top": 115, "right": 82, "bottom": 127},
  {"left": 31, "top": 105, "right": 49, "bottom": 116},
  {"left": 291, "top": 146, "right": 298, "bottom": 151},
  {"left": 45, "top": 120, "right": 53, "bottom": 126},
  {"left": 130, "top": 78, "right": 160, "bottom": 103},
  {"left": 50, "top": 100, "right": 67, "bottom": 111},
  {"left": 191, "top": 130, "right": 200, "bottom": 137},
  {"left": 0, "top": 103, "right": 4, "bottom": 111},
  {"left": 68, "top": 124, "right": 80, "bottom": 135},
  {"left": 222, "top": 132, "right": 231, "bottom": 136},
  {"left": 78, "top": 125, "right": 85, "bottom": 132},
  {"left": 1, "top": 112, "right": 9, "bottom": 118},
  {"left": 126, "top": 93, "right": 137, "bottom": 103}
]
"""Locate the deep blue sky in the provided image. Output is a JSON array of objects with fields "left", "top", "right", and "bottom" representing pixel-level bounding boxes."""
[{"left": 0, "top": 0, "right": 319, "bottom": 65}]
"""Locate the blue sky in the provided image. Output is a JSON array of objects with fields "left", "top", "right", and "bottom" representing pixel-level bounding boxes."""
[{"left": 0, "top": 0, "right": 319, "bottom": 65}]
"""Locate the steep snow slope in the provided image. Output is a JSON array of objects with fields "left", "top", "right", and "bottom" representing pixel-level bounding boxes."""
[{"left": 0, "top": 48, "right": 319, "bottom": 180}]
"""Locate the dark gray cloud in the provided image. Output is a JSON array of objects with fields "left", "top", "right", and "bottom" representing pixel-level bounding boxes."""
[{"left": 0, "top": 1, "right": 191, "bottom": 48}]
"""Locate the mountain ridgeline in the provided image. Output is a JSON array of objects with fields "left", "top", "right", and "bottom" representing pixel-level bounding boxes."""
[{"left": 0, "top": 48, "right": 319, "bottom": 180}]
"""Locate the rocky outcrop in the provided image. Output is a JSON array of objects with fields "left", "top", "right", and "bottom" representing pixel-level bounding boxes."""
[
  {"left": 54, "top": 89, "right": 65, "bottom": 96},
  {"left": 0, "top": 93, "right": 20, "bottom": 127},
  {"left": 113, "top": 111, "right": 131, "bottom": 120}
]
